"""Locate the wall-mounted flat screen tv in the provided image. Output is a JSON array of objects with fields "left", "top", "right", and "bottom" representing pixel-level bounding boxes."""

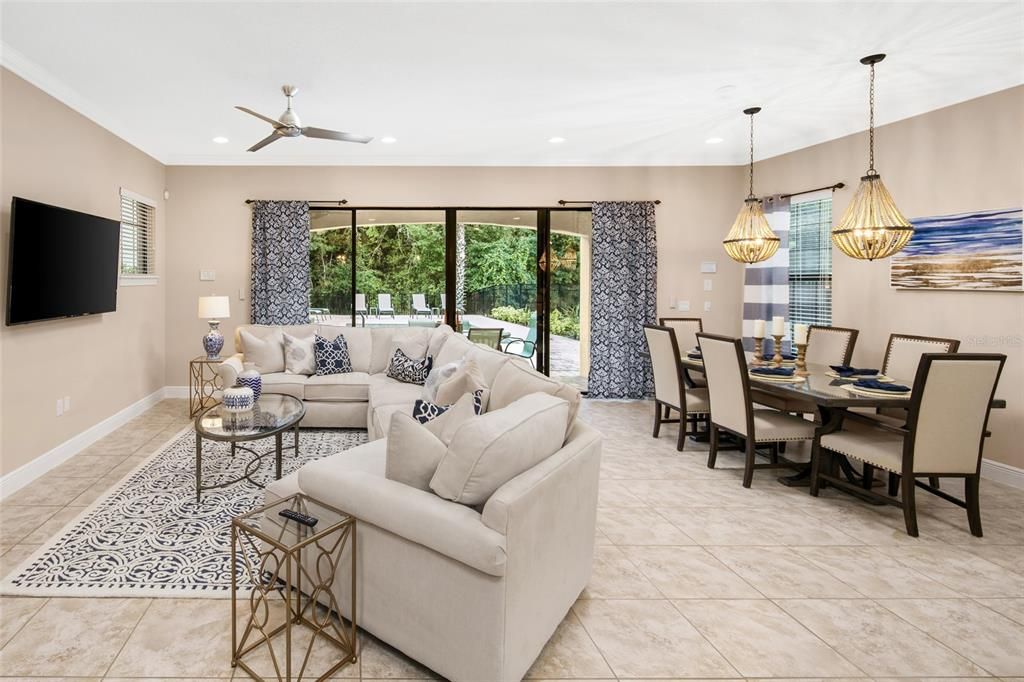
[{"left": 6, "top": 197, "right": 120, "bottom": 325}]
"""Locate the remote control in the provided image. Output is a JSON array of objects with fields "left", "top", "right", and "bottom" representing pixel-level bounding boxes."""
[{"left": 279, "top": 509, "right": 319, "bottom": 527}]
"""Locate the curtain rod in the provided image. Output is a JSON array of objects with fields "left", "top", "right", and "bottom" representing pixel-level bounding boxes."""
[
  {"left": 776, "top": 182, "right": 845, "bottom": 200},
  {"left": 558, "top": 199, "right": 661, "bottom": 205},
  {"left": 245, "top": 199, "right": 348, "bottom": 205}
]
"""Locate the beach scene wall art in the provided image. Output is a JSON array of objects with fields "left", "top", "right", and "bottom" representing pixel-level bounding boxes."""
[{"left": 890, "top": 207, "right": 1023, "bottom": 291}]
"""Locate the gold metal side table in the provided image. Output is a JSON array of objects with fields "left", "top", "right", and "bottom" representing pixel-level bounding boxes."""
[
  {"left": 232, "top": 493, "right": 357, "bottom": 682},
  {"left": 189, "top": 356, "right": 223, "bottom": 418}
]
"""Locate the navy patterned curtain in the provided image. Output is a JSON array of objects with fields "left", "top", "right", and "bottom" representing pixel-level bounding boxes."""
[
  {"left": 588, "top": 201, "right": 658, "bottom": 399},
  {"left": 250, "top": 201, "right": 311, "bottom": 325}
]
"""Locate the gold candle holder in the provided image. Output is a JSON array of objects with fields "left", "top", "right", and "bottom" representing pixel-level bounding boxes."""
[
  {"left": 752, "top": 336, "right": 765, "bottom": 365},
  {"left": 795, "top": 342, "right": 808, "bottom": 375},
  {"left": 772, "top": 334, "right": 784, "bottom": 367}
]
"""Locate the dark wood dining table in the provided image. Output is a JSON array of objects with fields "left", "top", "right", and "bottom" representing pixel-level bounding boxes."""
[{"left": 678, "top": 357, "right": 1007, "bottom": 489}]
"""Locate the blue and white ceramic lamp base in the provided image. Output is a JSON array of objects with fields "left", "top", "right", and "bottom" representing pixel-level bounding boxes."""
[{"left": 203, "top": 321, "right": 224, "bottom": 360}]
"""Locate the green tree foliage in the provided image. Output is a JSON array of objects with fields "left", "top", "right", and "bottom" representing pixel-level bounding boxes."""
[{"left": 310, "top": 223, "right": 581, "bottom": 320}]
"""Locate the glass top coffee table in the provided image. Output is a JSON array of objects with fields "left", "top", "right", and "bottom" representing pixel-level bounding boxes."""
[{"left": 194, "top": 394, "right": 305, "bottom": 501}]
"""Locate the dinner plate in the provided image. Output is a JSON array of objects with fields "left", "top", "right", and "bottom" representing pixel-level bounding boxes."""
[
  {"left": 842, "top": 384, "right": 911, "bottom": 399},
  {"left": 748, "top": 372, "right": 806, "bottom": 383},
  {"left": 826, "top": 371, "right": 894, "bottom": 382}
]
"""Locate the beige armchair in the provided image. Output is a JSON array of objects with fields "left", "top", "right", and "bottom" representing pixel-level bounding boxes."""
[
  {"left": 811, "top": 353, "right": 1005, "bottom": 537},
  {"left": 644, "top": 325, "right": 710, "bottom": 450},
  {"left": 697, "top": 333, "right": 816, "bottom": 487}
]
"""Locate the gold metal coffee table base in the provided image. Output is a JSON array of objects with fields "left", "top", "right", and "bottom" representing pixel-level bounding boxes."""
[{"left": 232, "top": 494, "right": 357, "bottom": 682}]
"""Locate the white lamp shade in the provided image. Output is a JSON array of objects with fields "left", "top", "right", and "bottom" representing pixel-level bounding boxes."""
[{"left": 198, "top": 295, "right": 230, "bottom": 319}]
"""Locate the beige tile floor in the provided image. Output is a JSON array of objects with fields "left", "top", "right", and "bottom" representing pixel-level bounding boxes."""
[{"left": 1, "top": 397, "right": 1023, "bottom": 680}]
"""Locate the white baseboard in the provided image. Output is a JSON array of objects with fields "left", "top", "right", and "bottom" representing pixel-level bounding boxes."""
[
  {"left": 0, "top": 387, "right": 170, "bottom": 500},
  {"left": 164, "top": 385, "right": 189, "bottom": 399},
  {"left": 981, "top": 458, "right": 1024, "bottom": 490}
]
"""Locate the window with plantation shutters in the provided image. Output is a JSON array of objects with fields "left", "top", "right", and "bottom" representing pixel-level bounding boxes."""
[
  {"left": 788, "top": 195, "right": 832, "bottom": 328},
  {"left": 120, "top": 189, "right": 156, "bottom": 280}
]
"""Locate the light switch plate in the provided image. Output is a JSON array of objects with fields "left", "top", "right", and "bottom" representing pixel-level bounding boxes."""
[
  {"left": 704, "top": 301, "right": 712, "bottom": 312},
  {"left": 238, "top": 288, "right": 246, "bottom": 300},
  {"left": 703, "top": 279, "right": 713, "bottom": 291},
  {"left": 700, "top": 261, "right": 717, "bottom": 273},
  {"left": 678, "top": 300, "right": 690, "bottom": 312},
  {"left": 200, "top": 270, "right": 216, "bottom": 281}
]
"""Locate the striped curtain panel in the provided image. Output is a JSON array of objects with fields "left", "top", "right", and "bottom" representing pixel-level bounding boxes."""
[
  {"left": 741, "top": 195, "right": 790, "bottom": 353},
  {"left": 250, "top": 200, "right": 312, "bottom": 325},
  {"left": 588, "top": 201, "right": 658, "bottom": 399}
]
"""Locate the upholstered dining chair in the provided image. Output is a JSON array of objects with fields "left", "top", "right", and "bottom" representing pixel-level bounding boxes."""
[
  {"left": 811, "top": 353, "right": 1005, "bottom": 537},
  {"left": 659, "top": 317, "right": 706, "bottom": 388},
  {"left": 468, "top": 327, "right": 503, "bottom": 350},
  {"left": 697, "top": 333, "right": 817, "bottom": 487},
  {"left": 644, "top": 325, "right": 711, "bottom": 451},
  {"left": 806, "top": 325, "right": 859, "bottom": 366}
]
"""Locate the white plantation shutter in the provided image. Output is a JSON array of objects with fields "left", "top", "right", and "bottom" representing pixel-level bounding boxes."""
[
  {"left": 788, "top": 193, "right": 832, "bottom": 329},
  {"left": 120, "top": 189, "right": 155, "bottom": 276}
]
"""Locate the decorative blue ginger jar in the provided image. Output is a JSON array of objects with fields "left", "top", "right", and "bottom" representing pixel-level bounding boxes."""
[{"left": 237, "top": 363, "right": 262, "bottom": 401}]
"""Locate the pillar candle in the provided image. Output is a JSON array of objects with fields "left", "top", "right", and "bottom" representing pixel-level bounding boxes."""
[
  {"left": 794, "top": 323, "right": 809, "bottom": 345},
  {"left": 772, "top": 315, "right": 785, "bottom": 336},
  {"left": 753, "top": 319, "right": 765, "bottom": 338}
]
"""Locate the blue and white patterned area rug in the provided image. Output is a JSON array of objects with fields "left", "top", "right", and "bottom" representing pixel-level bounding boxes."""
[{"left": 1, "top": 428, "right": 368, "bottom": 598}]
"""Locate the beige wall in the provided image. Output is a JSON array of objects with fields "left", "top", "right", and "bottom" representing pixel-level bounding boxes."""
[
  {"left": 163, "top": 165, "right": 746, "bottom": 384},
  {"left": 0, "top": 69, "right": 167, "bottom": 476},
  {"left": 756, "top": 86, "right": 1024, "bottom": 469}
]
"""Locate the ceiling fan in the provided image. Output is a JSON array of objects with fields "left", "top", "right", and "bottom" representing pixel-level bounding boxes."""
[{"left": 235, "top": 85, "right": 373, "bottom": 152}]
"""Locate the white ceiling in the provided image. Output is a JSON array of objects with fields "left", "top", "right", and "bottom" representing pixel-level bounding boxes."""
[{"left": 2, "top": 1, "right": 1021, "bottom": 166}]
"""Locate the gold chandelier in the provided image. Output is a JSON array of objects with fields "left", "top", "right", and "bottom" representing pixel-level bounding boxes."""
[
  {"left": 723, "top": 107, "right": 780, "bottom": 264},
  {"left": 832, "top": 54, "right": 913, "bottom": 261}
]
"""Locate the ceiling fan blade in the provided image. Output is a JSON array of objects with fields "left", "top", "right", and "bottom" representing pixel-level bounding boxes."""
[
  {"left": 247, "top": 132, "right": 282, "bottom": 152},
  {"left": 301, "top": 126, "right": 373, "bottom": 144},
  {"left": 235, "top": 106, "right": 281, "bottom": 127}
]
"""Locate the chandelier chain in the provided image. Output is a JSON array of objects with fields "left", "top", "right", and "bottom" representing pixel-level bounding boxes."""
[
  {"left": 868, "top": 61, "right": 876, "bottom": 174},
  {"left": 748, "top": 112, "right": 755, "bottom": 198}
]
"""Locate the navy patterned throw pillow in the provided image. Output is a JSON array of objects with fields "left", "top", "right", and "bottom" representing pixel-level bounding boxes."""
[
  {"left": 314, "top": 334, "right": 353, "bottom": 375},
  {"left": 387, "top": 348, "right": 432, "bottom": 385},
  {"left": 412, "top": 389, "right": 485, "bottom": 424}
]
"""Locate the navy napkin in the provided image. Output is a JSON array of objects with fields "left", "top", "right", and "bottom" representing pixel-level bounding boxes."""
[
  {"left": 750, "top": 366, "right": 795, "bottom": 377},
  {"left": 830, "top": 365, "right": 880, "bottom": 377},
  {"left": 854, "top": 379, "right": 910, "bottom": 392},
  {"left": 687, "top": 351, "right": 703, "bottom": 359}
]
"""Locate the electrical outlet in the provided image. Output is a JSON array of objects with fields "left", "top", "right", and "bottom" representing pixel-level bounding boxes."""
[
  {"left": 678, "top": 300, "right": 690, "bottom": 312},
  {"left": 704, "top": 301, "right": 712, "bottom": 312},
  {"left": 56, "top": 399, "right": 63, "bottom": 417},
  {"left": 63, "top": 396, "right": 71, "bottom": 412},
  {"left": 703, "top": 279, "right": 713, "bottom": 291}
]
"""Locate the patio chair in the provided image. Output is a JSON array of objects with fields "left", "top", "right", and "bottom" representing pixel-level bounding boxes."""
[
  {"left": 377, "top": 293, "right": 395, "bottom": 318},
  {"left": 502, "top": 311, "right": 538, "bottom": 366},
  {"left": 411, "top": 293, "right": 431, "bottom": 318},
  {"left": 468, "top": 327, "right": 503, "bottom": 350},
  {"left": 355, "top": 293, "right": 368, "bottom": 316}
]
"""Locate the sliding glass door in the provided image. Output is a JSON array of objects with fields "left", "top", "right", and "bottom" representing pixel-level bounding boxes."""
[{"left": 307, "top": 206, "right": 591, "bottom": 387}]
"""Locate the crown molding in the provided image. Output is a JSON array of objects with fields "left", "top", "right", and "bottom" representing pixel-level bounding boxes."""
[{"left": 0, "top": 40, "right": 168, "bottom": 164}]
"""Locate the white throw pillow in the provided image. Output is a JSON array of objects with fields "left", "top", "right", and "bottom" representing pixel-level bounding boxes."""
[
  {"left": 420, "top": 391, "right": 480, "bottom": 445},
  {"left": 283, "top": 332, "right": 316, "bottom": 375},
  {"left": 435, "top": 358, "right": 488, "bottom": 408},
  {"left": 489, "top": 360, "right": 580, "bottom": 432},
  {"left": 430, "top": 392, "right": 569, "bottom": 506},
  {"left": 422, "top": 361, "right": 462, "bottom": 402},
  {"left": 239, "top": 328, "right": 285, "bottom": 374},
  {"left": 385, "top": 412, "right": 447, "bottom": 491}
]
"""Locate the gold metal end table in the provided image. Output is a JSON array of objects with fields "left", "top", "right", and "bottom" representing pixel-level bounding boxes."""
[
  {"left": 190, "top": 356, "right": 224, "bottom": 417},
  {"left": 232, "top": 493, "right": 357, "bottom": 682}
]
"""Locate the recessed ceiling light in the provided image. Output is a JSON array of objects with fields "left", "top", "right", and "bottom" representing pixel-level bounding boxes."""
[
  {"left": 705, "top": 137, "right": 724, "bottom": 145},
  {"left": 548, "top": 136, "right": 566, "bottom": 144},
  {"left": 212, "top": 136, "right": 229, "bottom": 144},
  {"left": 368, "top": 218, "right": 376, "bottom": 222},
  {"left": 513, "top": 216, "right": 521, "bottom": 221},
  {"left": 380, "top": 136, "right": 397, "bottom": 144}
]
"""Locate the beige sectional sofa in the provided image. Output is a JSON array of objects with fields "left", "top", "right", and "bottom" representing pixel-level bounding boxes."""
[{"left": 217, "top": 321, "right": 602, "bottom": 682}]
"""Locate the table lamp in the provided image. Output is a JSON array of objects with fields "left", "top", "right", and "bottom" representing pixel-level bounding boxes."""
[{"left": 198, "top": 295, "right": 230, "bottom": 360}]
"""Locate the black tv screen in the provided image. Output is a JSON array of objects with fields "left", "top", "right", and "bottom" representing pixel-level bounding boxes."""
[{"left": 6, "top": 197, "right": 120, "bottom": 325}]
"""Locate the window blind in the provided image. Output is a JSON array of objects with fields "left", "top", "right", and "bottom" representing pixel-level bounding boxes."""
[
  {"left": 788, "top": 196, "right": 832, "bottom": 329},
  {"left": 120, "top": 190, "right": 155, "bottom": 276}
]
